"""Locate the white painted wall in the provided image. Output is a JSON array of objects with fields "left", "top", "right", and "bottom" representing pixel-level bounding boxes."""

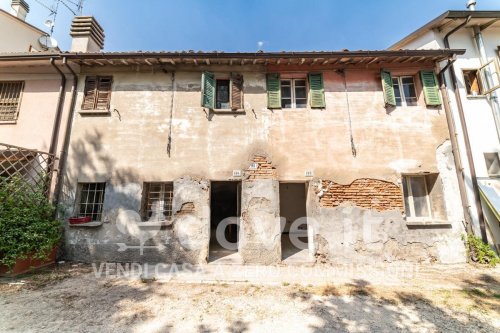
[{"left": 395, "top": 25, "right": 500, "bottom": 240}]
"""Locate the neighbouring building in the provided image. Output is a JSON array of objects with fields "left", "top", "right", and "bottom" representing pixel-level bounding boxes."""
[
  {"left": 0, "top": 15, "right": 471, "bottom": 265},
  {"left": 0, "top": 0, "right": 50, "bottom": 52},
  {"left": 0, "top": 0, "right": 69, "bottom": 198},
  {"left": 389, "top": 7, "right": 500, "bottom": 252}
]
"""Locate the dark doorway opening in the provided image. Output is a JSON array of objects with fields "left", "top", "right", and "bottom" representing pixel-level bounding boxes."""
[
  {"left": 280, "top": 182, "right": 310, "bottom": 262},
  {"left": 209, "top": 181, "right": 241, "bottom": 263}
]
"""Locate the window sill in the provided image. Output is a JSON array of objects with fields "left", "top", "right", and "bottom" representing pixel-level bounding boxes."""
[
  {"left": 0, "top": 120, "right": 17, "bottom": 124},
  {"left": 277, "top": 108, "right": 309, "bottom": 111},
  {"left": 78, "top": 109, "right": 110, "bottom": 115},
  {"left": 68, "top": 221, "right": 103, "bottom": 228},
  {"left": 405, "top": 219, "right": 452, "bottom": 226},
  {"left": 466, "top": 95, "right": 487, "bottom": 99},
  {"left": 139, "top": 221, "right": 172, "bottom": 227},
  {"left": 212, "top": 109, "right": 245, "bottom": 114}
]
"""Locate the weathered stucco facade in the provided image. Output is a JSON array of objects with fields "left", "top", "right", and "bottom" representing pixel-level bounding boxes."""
[{"left": 59, "top": 58, "right": 467, "bottom": 265}]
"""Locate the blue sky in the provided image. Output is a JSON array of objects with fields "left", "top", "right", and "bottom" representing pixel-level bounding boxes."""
[{"left": 2, "top": 0, "right": 499, "bottom": 51}]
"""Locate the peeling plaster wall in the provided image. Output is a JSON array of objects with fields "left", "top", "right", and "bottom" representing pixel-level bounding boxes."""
[
  {"left": 61, "top": 65, "right": 465, "bottom": 264},
  {"left": 308, "top": 140, "right": 466, "bottom": 264},
  {"left": 239, "top": 179, "right": 281, "bottom": 264},
  {"left": 63, "top": 176, "right": 210, "bottom": 263}
]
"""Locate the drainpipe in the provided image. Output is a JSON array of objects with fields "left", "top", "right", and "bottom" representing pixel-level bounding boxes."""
[
  {"left": 49, "top": 58, "right": 67, "bottom": 156},
  {"left": 437, "top": 59, "right": 473, "bottom": 234},
  {"left": 472, "top": 25, "right": 500, "bottom": 142},
  {"left": 53, "top": 57, "right": 78, "bottom": 209},
  {"left": 443, "top": 17, "right": 488, "bottom": 242}
]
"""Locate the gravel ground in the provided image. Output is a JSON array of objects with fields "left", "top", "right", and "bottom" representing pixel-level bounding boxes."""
[{"left": 0, "top": 263, "right": 499, "bottom": 333}]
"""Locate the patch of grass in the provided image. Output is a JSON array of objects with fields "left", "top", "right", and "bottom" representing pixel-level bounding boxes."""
[
  {"left": 463, "top": 234, "right": 500, "bottom": 266},
  {"left": 320, "top": 284, "right": 340, "bottom": 296},
  {"left": 282, "top": 282, "right": 290, "bottom": 287}
]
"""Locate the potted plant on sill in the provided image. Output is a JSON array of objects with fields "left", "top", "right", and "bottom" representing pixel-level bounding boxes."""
[
  {"left": 0, "top": 176, "right": 62, "bottom": 276},
  {"left": 68, "top": 216, "right": 92, "bottom": 225}
]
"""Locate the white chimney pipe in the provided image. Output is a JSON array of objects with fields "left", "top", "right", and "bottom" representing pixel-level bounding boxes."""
[
  {"left": 10, "top": 0, "right": 29, "bottom": 21},
  {"left": 467, "top": 0, "right": 477, "bottom": 11}
]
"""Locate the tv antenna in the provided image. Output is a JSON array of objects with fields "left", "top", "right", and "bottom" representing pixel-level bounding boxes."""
[{"left": 33, "top": 0, "right": 85, "bottom": 36}]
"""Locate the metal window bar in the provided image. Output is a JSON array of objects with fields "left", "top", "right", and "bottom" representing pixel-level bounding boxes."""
[
  {"left": 77, "top": 182, "right": 106, "bottom": 221},
  {"left": 143, "top": 182, "right": 173, "bottom": 221},
  {"left": 0, "top": 81, "right": 24, "bottom": 121},
  {"left": 0, "top": 142, "right": 56, "bottom": 198}
]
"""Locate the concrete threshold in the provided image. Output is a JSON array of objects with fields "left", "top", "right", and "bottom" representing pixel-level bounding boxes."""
[{"left": 110, "top": 262, "right": 491, "bottom": 287}]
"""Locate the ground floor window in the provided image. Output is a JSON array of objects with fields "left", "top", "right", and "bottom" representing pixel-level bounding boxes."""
[
  {"left": 402, "top": 175, "right": 432, "bottom": 219},
  {"left": 77, "top": 182, "right": 106, "bottom": 221},
  {"left": 142, "top": 182, "right": 173, "bottom": 221}
]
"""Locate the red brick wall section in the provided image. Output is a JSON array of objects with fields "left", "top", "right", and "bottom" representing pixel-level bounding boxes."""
[
  {"left": 320, "top": 179, "right": 404, "bottom": 212},
  {"left": 245, "top": 155, "right": 277, "bottom": 179}
]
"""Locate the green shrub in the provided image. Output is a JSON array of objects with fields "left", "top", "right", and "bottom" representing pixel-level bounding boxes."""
[
  {"left": 0, "top": 176, "right": 62, "bottom": 270},
  {"left": 463, "top": 234, "right": 500, "bottom": 266}
]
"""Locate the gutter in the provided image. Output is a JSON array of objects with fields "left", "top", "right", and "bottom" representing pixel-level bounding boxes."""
[
  {"left": 53, "top": 57, "right": 78, "bottom": 208},
  {"left": 443, "top": 16, "right": 488, "bottom": 242}
]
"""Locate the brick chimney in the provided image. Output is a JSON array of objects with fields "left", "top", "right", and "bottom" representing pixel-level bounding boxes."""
[
  {"left": 10, "top": 0, "right": 29, "bottom": 21},
  {"left": 70, "top": 16, "right": 105, "bottom": 52}
]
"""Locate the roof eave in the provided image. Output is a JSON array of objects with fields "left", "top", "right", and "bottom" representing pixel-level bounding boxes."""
[{"left": 388, "top": 10, "right": 500, "bottom": 50}]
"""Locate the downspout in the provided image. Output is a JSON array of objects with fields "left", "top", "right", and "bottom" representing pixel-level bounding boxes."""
[
  {"left": 443, "top": 16, "right": 488, "bottom": 242},
  {"left": 49, "top": 58, "right": 67, "bottom": 156},
  {"left": 53, "top": 57, "right": 78, "bottom": 209},
  {"left": 438, "top": 59, "right": 472, "bottom": 234}
]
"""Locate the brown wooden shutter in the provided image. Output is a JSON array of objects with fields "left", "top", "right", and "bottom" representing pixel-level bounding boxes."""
[
  {"left": 82, "top": 76, "right": 97, "bottom": 110},
  {"left": 231, "top": 74, "right": 243, "bottom": 110},
  {"left": 95, "top": 76, "right": 112, "bottom": 110}
]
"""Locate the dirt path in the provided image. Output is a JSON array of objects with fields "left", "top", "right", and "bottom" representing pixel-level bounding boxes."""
[{"left": 0, "top": 263, "right": 499, "bottom": 333}]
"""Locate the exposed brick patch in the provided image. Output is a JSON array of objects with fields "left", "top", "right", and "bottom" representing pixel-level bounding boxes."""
[
  {"left": 245, "top": 155, "right": 277, "bottom": 179},
  {"left": 319, "top": 178, "right": 404, "bottom": 212},
  {"left": 176, "top": 202, "right": 195, "bottom": 215}
]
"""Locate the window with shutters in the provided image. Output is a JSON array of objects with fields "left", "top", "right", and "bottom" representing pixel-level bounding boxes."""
[
  {"left": 463, "top": 69, "right": 483, "bottom": 96},
  {"left": 81, "top": 76, "right": 113, "bottom": 110},
  {"left": 76, "top": 182, "right": 106, "bottom": 221},
  {"left": 392, "top": 76, "right": 417, "bottom": 107},
  {"left": 0, "top": 81, "right": 24, "bottom": 121},
  {"left": 201, "top": 72, "right": 243, "bottom": 110},
  {"left": 142, "top": 182, "right": 174, "bottom": 221},
  {"left": 463, "top": 60, "right": 500, "bottom": 96},
  {"left": 281, "top": 79, "right": 307, "bottom": 108}
]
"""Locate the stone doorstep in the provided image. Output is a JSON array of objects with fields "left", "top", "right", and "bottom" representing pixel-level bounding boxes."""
[{"left": 126, "top": 263, "right": 444, "bottom": 287}]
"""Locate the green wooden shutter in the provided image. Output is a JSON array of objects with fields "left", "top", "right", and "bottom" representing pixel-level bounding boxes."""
[
  {"left": 266, "top": 73, "right": 281, "bottom": 109},
  {"left": 201, "top": 71, "right": 215, "bottom": 109},
  {"left": 381, "top": 70, "right": 396, "bottom": 107},
  {"left": 308, "top": 73, "right": 326, "bottom": 108},
  {"left": 420, "top": 71, "right": 442, "bottom": 106}
]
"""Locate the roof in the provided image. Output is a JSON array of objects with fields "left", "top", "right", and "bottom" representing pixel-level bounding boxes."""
[
  {"left": 0, "top": 49, "right": 465, "bottom": 67},
  {"left": 0, "top": 8, "right": 47, "bottom": 36},
  {"left": 389, "top": 10, "right": 500, "bottom": 50}
]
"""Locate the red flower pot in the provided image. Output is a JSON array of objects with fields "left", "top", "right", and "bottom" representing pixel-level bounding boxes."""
[
  {"left": 0, "top": 247, "right": 57, "bottom": 276},
  {"left": 68, "top": 216, "right": 92, "bottom": 225}
]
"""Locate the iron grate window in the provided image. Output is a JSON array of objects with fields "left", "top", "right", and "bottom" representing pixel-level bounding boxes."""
[
  {"left": 77, "top": 182, "right": 106, "bottom": 221},
  {"left": 142, "top": 182, "right": 173, "bottom": 221},
  {"left": 0, "top": 81, "right": 24, "bottom": 121}
]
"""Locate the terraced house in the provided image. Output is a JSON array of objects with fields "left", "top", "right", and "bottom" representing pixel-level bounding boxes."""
[{"left": 0, "top": 15, "right": 471, "bottom": 265}]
